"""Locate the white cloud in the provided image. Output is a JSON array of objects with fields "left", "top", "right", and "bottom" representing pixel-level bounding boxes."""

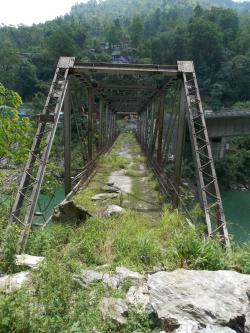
[{"left": 0, "top": 0, "right": 87, "bottom": 26}]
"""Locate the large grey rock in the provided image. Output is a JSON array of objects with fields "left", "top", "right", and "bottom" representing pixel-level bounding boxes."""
[
  {"left": 175, "top": 319, "right": 198, "bottom": 333},
  {"left": 126, "top": 283, "right": 151, "bottom": 312},
  {"left": 91, "top": 193, "right": 118, "bottom": 201},
  {"left": 100, "top": 297, "right": 128, "bottom": 325},
  {"left": 199, "top": 325, "right": 236, "bottom": 333},
  {"left": 106, "top": 205, "right": 125, "bottom": 216},
  {"left": 102, "top": 185, "right": 120, "bottom": 193},
  {"left": 0, "top": 271, "right": 31, "bottom": 292},
  {"left": 102, "top": 273, "right": 120, "bottom": 289},
  {"left": 148, "top": 269, "right": 250, "bottom": 333},
  {"left": 73, "top": 266, "right": 143, "bottom": 290},
  {"left": 116, "top": 267, "right": 144, "bottom": 281},
  {"left": 54, "top": 200, "right": 90, "bottom": 223},
  {"left": 15, "top": 254, "right": 44, "bottom": 269},
  {"left": 73, "top": 269, "right": 103, "bottom": 286}
]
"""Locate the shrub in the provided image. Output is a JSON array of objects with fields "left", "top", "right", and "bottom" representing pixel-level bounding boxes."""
[{"left": 27, "top": 224, "right": 72, "bottom": 256}]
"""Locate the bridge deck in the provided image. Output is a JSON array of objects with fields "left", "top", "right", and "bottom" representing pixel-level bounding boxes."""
[{"left": 73, "top": 132, "right": 162, "bottom": 220}]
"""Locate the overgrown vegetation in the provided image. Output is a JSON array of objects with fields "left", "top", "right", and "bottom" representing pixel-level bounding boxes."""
[
  {"left": 1, "top": 0, "right": 250, "bottom": 330},
  {"left": 216, "top": 135, "right": 250, "bottom": 186},
  {"left": 1, "top": 131, "right": 250, "bottom": 332},
  {"left": 1, "top": 206, "right": 250, "bottom": 332},
  {"left": 0, "top": 83, "right": 32, "bottom": 165}
]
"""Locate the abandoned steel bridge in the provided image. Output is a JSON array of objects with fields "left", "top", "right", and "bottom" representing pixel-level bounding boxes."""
[{"left": 9, "top": 57, "right": 237, "bottom": 252}]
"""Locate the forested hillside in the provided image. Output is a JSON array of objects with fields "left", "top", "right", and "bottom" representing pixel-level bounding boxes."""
[{"left": 0, "top": 0, "right": 250, "bottom": 109}]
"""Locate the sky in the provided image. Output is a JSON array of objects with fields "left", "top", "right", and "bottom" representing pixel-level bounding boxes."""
[
  {"left": 0, "top": 0, "right": 248, "bottom": 26},
  {"left": 0, "top": 0, "right": 87, "bottom": 26}
]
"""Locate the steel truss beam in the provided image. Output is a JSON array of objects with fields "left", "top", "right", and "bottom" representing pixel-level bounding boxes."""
[
  {"left": 137, "top": 61, "right": 230, "bottom": 247},
  {"left": 73, "top": 62, "right": 178, "bottom": 75},
  {"left": 9, "top": 57, "right": 118, "bottom": 253},
  {"left": 9, "top": 57, "right": 230, "bottom": 252}
]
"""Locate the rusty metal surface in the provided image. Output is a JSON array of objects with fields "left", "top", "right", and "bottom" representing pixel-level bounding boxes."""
[
  {"left": 73, "top": 62, "right": 179, "bottom": 75},
  {"left": 9, "top": 57, "right": 230, "bottom": 252}
]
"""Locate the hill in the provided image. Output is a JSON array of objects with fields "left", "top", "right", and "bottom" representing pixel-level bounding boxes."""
[{"left": 70, "top": 0, "right": 250, "bottom": 19}]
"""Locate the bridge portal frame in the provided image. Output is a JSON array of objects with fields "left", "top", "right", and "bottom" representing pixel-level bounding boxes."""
[{"left": 8, "top": 57, "right": 230, "bottom": 253}]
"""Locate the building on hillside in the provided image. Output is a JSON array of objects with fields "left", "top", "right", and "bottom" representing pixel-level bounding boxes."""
[{"left": 112, "top": 51, "right": 130, "bottom": 64}]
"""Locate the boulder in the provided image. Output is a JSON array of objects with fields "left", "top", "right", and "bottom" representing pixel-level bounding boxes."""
[
  {"left": 148, "top": 269, "right": 250, "bottom": 333},
  {"left": 91, "top": 193, "right": 118, "bottom": 201},
  {"left": 102, "top": 185, "right": 120, "bottom": 193},
  {"left": 102, "top": 273, "right": 120, "bottom": 289},
  {"left": 106, "top": 205, "right": 125, "bottom": 216},
  {"left": 126, "top": 283, "right": 151, "bottom": 312},
  {"left": 199, "top": 325, "right": 236, "bottom": 333},
  {"left": 175, "top": 319, "right": 199, "bottom": 333},
  {"left": 15, "top": 254, "right": 44, "bottom": 269},
  {"left": 54, "top": 200, "right": 90, "bottom": 223},
  {"left": 73, "top": 266, "right": 143, "bottom": 290},
  {"left": 100, "top": 297, "right": 128, "bottom": 325},
  {"left": 73, "top": 269, "right": 103, "bottom": 286},
  {"left": 116, "top": 267, "right": 144, "bottom": 281},
  {"left": 0, "top": 271, "right": 31, "bottom": 292}
]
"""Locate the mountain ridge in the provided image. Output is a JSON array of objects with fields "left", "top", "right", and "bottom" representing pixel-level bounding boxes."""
[{"left": 70, "top": 0, "right": 250, "bottom": 19}]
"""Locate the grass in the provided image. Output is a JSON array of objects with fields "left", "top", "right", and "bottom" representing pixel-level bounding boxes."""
[
  {"left": 1, "top": 132, "right": 250, "bottom": 332},
  {"left": 1, "top": 206, "right": 250, "bottom": 332}
]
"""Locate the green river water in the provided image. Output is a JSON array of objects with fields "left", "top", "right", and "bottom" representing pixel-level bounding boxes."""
[
  {"left": 31, "top": 190, "right": 250, "bottom": 243},
  {"left": 1, "top": 188, "right": 249, "bottom": 243},
  {"left": 222, "top": 191, "right": 250, "bottom": 243}
]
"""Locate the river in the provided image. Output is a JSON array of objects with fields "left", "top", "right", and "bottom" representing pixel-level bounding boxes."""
[
  {"left": 2, "top": 186, "right": 249, "bottom": 243},
  {"left": 222, "top": 191, "right": 250, "bottom": 243},
  {"left": 31, "top": 189, "right": 250, "bottom": 243}
]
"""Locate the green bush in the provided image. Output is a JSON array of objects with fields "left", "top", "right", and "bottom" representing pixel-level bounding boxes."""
[
  {"left": 156, "top": 207, "right": 226, "bottom": 271},
  {"left": 0, "top": 225, "right": 19, "bottom": 273},
  {"left": 27, "top": 224, "right": 72, "bottom": 256},
  {"left": 0, "top": 290, "right": 31, "bottom": 332},
  {"left": 63, "top": 211, "right": 162, "bottom": 271},
  {"left": 98, "top": 154, "right": 129, "bottom": 171}
]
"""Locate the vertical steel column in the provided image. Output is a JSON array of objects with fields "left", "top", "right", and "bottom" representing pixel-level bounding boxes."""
[
  {"left": 110, "top": 112, "right": 114, "bottom": 143},
  {"left": 105, "top": 105, "right": 109, "bottom": 145},
  {"left": 149, "top": 101, "right": 155, "bottom": 149},
  {"left": 173, "top": 82, "right": 187, "bottom": 207},
  {"left": 64, "top": 85, "right": 71, "bottom": 195},
  {"left": 138, "top": 114, "right": 141, "bottom": 142},
  {"left": 88, "top": 87, "right": 94, "bottom": 161},
  {"left": 141, "top": 112, "right": 145, "bottom": 148},
  {"left": 157, "top": 91, "right": 165, "bottom": 165},
  {"left": 145, "top": 106, "right": 149, "bottom": 148},
  {"left": 99, "top": 98, "right": 104, "bottom": 149},
  {"left": 150, "top": 99, "right": 159, "bottom": 158}
]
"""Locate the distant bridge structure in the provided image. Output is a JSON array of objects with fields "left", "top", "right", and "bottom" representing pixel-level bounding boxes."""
[
  {"left": 205, "top": 110, "right": 250, "bottom": 160},
  {"left": 8, "top": 58, "right": 231, "bottom": 252}
]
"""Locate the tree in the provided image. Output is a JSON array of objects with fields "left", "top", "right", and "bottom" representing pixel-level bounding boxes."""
[
  {"left": 0, "top": 37, "right": 20, "bottom": 88},
  {"left": 129, "top": 15, "right": 143, "bottom": 48},
  {"left": 0, "top": 84, "right": 32, "bottom": 164},
  {"left": 47, "top": 28, "right": 76, "bottom": 60},
  {"left": 15, "top": 61, "right": 38, "bottom": 101},
  {"left": 188, "top": 17, "right": 223, "bottom": 69}
]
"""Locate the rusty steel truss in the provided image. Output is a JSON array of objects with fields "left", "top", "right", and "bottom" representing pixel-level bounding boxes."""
[{"left": 9, "top": 57, "right": 230, "bottom": 252}]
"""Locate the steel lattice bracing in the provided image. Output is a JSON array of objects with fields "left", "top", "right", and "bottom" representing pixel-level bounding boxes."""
[
  {"left": 9, "top": 57, "right": 230, "bottom": 252},
  {"left": 136, "top": 61, "right": 230, "bottom": 247}
]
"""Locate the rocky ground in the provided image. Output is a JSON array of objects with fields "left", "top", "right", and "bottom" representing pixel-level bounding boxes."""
[{"left": 2, "top": 259, "right": 250, "bottom": 333}]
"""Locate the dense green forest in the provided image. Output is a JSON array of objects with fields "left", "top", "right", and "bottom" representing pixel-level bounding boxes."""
[
  {"left": 0, "top": 0, "right": 250, "bottom": 110},
  {"left": 1, "top": 0, "right": 250, "bottom": 185}
]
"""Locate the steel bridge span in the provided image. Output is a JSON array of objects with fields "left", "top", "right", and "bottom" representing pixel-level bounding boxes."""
[{"left": 8, "top": 57, "right": 231, "bottom": 252}]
